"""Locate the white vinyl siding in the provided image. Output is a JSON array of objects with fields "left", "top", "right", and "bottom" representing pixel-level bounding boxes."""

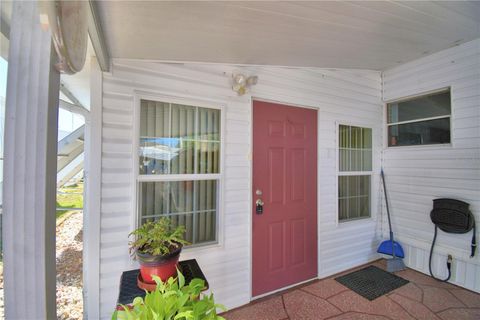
[
  {"left": 382, "top": 38, "right": 480, "bottom": 292},
  {"left": 98, "top": 60, "right": 383, "bottom": 318}
]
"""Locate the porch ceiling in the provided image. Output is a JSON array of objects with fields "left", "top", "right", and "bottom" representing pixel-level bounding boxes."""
[{"left": 96, "top": 1, "right": 480, "bottom": 70}]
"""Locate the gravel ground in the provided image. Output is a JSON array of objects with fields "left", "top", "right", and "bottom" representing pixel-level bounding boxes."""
[
  {"left": 0, "top": 261, "right": 3, "bottom": 319},
  {"left": 56, "top": 211, "right": 83, "bottom": 320},
  {"left": 0, "top": 211, "right": 83, "bottom": 319}
]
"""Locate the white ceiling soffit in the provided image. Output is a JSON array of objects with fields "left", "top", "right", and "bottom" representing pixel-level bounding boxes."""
[{"left": 96, "top": 1, "right": 480, "bottom": 70}]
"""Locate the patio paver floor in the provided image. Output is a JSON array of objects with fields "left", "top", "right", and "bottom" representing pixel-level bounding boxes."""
[{"left": 222, "top": 259, "right": 480, "bottom": 320}]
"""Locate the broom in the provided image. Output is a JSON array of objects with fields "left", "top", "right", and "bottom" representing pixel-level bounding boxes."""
[{"left": 377, "top": 169, "right": 406, "bottom": 272}]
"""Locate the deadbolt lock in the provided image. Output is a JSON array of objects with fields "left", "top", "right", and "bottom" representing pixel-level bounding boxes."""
[{"left": 256, "top": 199, "right": 264, "bottom": 214}]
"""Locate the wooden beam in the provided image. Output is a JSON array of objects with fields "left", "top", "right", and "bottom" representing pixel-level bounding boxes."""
[
  {"left": 0, "top": 13, "right": 10, "bottom": 38},
  {"left": 2, "top": 1, "right": 59, "bottom": 318},
  {"left": 87, "top": 0, "right": 110, "bottom": 72},
  {"left": 0, "top": 12, "right": 10, "bottom": 60},
  {"left": 60, "top": 81, "right": 85, "bottom": 108},
  {"left": 59, "top": 99, "right": 89, "bottom": 118}
]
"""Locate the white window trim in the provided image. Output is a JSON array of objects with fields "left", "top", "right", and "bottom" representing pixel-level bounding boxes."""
[
  {"left": 131, "top": 92, "right": 226, "bottom": 254},
  {"left": 385, "top": 87, "right": 453, "bottom": 148},
  {"left": 335, "top": 122, "right": 374, "bottom": 225}
]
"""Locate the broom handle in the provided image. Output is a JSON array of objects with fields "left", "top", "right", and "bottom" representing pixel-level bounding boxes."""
[
  {"left": 381, "top": 169, "right": 393, "bottom": 234},
  {"left": 381, "top": 169, "right": 396, "bottom": 258}
]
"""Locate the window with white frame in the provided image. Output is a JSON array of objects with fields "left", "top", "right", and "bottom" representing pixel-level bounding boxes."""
[
  {"left": 137, "top": 99, "right": 221, "bottom": 246},
  {"left": 338, "top": 124, "right": 372, "bottom": 222},
  {"left": 387, "top": 89, "right": 451, "bottom": 147}
]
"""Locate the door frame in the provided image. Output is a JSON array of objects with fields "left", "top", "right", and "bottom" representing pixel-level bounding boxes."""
[{"left": 249, "top": 97, "right": 321, "bottom": 300}]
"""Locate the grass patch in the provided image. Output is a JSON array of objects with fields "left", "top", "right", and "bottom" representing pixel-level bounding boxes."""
[{"left": 57, "top": 182, "right": 84, "bottom": 220}]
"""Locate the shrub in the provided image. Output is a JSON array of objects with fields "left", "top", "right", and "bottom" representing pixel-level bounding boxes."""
[{"left": 113, "top": 271, "right": 226, "bottom": 320}]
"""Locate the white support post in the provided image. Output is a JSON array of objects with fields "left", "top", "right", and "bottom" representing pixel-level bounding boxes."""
[
  {"left": 83, "top": 55, "right": 103, "bottom": 319},
  {"left": 2, "top": 2, "right": 59, "bottom": 319}
]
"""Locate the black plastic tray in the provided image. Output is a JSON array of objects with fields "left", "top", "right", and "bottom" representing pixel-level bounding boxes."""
[{"left": 116, "top": 259, "right": 209, "bottom": 306}]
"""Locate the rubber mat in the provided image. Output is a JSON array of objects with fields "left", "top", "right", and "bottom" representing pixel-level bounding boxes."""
[{"left": 335, "top": 265, "right": 409, "bottom": 300}]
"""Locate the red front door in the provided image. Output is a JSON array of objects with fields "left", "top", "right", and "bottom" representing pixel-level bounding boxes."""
[{"left": 252, "top": 100, "right": 318, "bottom": 297}]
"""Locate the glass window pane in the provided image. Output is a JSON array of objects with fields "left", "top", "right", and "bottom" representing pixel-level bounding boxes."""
[
  {"left": 362, "top": 128, "right": 372, "bottom": 149},
  {"left": 139, "top": 180, "right": 217, "bottom": 245},
  {"left": 339, "top": 125, "right": 350, "bottom": 148},
  {"left": 197, "top": 141, "right": 220, "bottom": 174},
  {"left": 196, "top": 180, "right": 217, "bottom": 211},
  {"left": 338, "top": 198, "right": 348, "bottom": 221},
  {"left": 139, "top": 181, "right": 169, "bottom": 218},
  {"left": 139, "top": 101, "right": 170, "bottom": 174},
  {"left": 339, "top": 125, "right": 371, "bottom": 172},
  {"left": 387, "top": 90, "right": 450, "bottom": 124},
  {"left": 338, "top": 175, "right": 371, "bottom": 222},
  {"left": 198, "top": 107, "right": 221, "bottom": 141},
  {"left": 170, "top": 104, "right": 196, "bottom": 174},
  {"left": 338, "top": 176, "right": 348, "bottom": 198},
  {"left": 362, "top": 150, "right": 372, "bottom": 172},
  {"left": 339, "top": 149, "right": 349, "bottom": 171},
  {"left": 351, "top": 126, "right": 361, "bottom": 148},
  {"left": 169, "top": 181, "right": 194, "bottom": 214},
  {"left": 351, "top": 150, "right": 361, "bottom": 171},
  {"left": 139, "top": 100, "right": 221, "bottom": 175},
  {"left": 173, "top": 213, "right": 195, "bottom": 244},
  {"left": 388, "top": 118, "right": 450, "bottom": 147}
]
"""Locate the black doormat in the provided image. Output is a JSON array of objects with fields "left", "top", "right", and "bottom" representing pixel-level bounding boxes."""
[{"left": 335, "top": 265, "right": 409, "bottom": 300}]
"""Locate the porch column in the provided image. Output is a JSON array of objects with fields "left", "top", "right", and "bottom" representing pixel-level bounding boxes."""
[{"left": 3, "top": 1, "right": 59, "bottom": 319}]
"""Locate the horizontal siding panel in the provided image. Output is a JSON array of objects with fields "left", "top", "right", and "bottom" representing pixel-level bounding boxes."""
[
  {"left": 382, "top": 39, "right": 480, "bottom": 294},
  {"left": 321, "top": 253, "right": 379, "bottom": 278},
  {"left": 386, "top": 183, "right": 479, "bottom": 200},
  {"left": 225, "top": 190, "right": 250, "bottom": 202},
  {"left": 383, "top": 39, "right": 479, "bottom": 80},
  {"left": 99, "top": 60, "right": 383, "bottom": 318},
  {"left": 384, "top": 72, "right": 480, "bottom": 101},
  {"left": 384, "top": 167, "right": 480, "bottom": 181},
  {"left": 102, "top": 112, "right": 133, "bottom": 126},
  {"left": 255, "top": 72, "right": 381, "bottom": 105},
  {"left": 384, "top": 158, "right": 479, "bottom": 169},
  {"left": 383, "top": 147, "right": 479, "bottom": 160},
  {"left": 384, "top": 52, "right": 479, "bottom": 88}
]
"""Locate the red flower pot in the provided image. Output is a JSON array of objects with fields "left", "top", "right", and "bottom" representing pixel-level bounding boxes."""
[{"left": 136, "top": 245, "right": 182, "bottom": 284}]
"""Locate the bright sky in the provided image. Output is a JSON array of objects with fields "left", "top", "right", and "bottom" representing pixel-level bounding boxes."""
[
  {"left": 0, "top": 57, "right": 84, "bottom": 140},
  {"left": 0, "top": 57, "right": 7, "bottom": 96}
]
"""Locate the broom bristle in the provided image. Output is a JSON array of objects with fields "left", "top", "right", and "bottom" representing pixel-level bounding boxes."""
[{"left": 386, "top": 257, "right": 406, "bottom": 272}]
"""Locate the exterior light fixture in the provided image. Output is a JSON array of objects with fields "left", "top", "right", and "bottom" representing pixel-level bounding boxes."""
[{"left": 232, "top": 73, "right": 258, "bottom": 96}]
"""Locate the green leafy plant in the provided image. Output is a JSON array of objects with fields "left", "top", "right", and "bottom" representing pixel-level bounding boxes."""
[
  {"left": 129, "top": 218, "right": 189, "bottom": 256},
  {"left": 113, "top": 271, "right": 226, "bottom": 320}
]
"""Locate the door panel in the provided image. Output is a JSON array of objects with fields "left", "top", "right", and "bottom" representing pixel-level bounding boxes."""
[{"left": 252, "top": 100, "right": 318, "bottom": 297}]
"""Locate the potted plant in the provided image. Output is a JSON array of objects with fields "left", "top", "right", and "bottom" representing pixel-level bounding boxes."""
[
  {"left": 113, "top": 272, "right": 226, "bottom": 320},
  {"left": 129, "top": 218, "right": 189, "bottom": 284}
]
